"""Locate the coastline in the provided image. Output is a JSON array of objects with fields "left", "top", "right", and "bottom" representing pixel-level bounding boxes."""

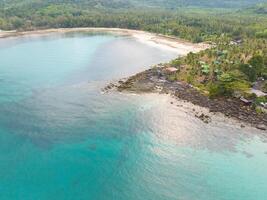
[
  {"left": 104, "top": 67, "right": 267, "bottom": 131},
  {"left": 1, "top": 27, "right": 265, "bottom": 130},
  {"left": 1, "top": 27, "right": 266, "bottom": 130},
  {"left": 0, "top": 27, "right": 209, "bottom": 56}
]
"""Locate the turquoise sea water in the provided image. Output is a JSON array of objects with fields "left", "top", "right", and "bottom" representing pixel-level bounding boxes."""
[{"left": 0, "top": 32, "right": 266, "bottom": 200}]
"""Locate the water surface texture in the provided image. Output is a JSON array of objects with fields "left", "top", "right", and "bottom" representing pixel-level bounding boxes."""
[{"left": 0, "top": 33, "right": 266, "bottom": 200}]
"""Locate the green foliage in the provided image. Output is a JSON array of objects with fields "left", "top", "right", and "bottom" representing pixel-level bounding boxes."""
[
  {"left": 0, "top": 0, "right": 266, "bottom": 100},
  {"left": 193, "top": 35, "right": 204, "bottom": 43},
  {"left": 170, "top": 59, "right": 182, "bottom": 67},
  {"left": 0, "top": 0, "right": 264, "bottom": 11},
  {"left": 256, "top": 29, "right": 267, "bottom": 38},
  {"left": 255, "top": 96, "right": 267, "bottom": 104},
  {"left": 255, "top": 106, "right": 264, "bottom": 114},
  {"left": 208, "top": 83, "right": 225, "bottom": 98},
  {"left": 219, "top": 70, "right": 245, "bottom": 82},
  {"left": 239, "top": 64, "right": 257, "bottom": 82},
  {"left": 218, "top": 73, "right": 234, "bottom": 82},
  {"left": 167, "top": 74, "right": 177, "bottom": 82},
  {"left": 171, "top": 33, "right": 266, "bottom": 98},
  {"left": 254, "top": 96, "right": 267, "bottom": 114},
  {"left": 225, "top": 80, "right": 250, "bottom": 94},
  {"left": 212, "top": 71, "right": 250, "bottom": 96},
  {"left": 201, "top": 64, "right": 210, "bottom": 75},
  {"left": 244, "top": 92, "right": 257, "bottom": 100},
  {"left": 0, "top": 2, "right": 267, "bottom": 45},
  {"left": 186, "top": 75, "right": 194, "bottom": 84},
  {"left": 209, "top": 80, "right": 250, "bottom": 98},
  {"left": 248, "top": 55, "right": 265, "bottom": 75}
]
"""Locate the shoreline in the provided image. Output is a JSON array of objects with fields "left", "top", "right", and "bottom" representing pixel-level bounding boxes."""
[
  {"left": 0, "top": 27, "right": 209, "bottom": 56},
  {"left": 1, "top": 27, "right": 265, "bottom": 130},
  {"left": 104, "top": 67, "right": 267, "bottom": 131},
  {"left": 1, "top": 27, "right": 266, "bottom": 131}
]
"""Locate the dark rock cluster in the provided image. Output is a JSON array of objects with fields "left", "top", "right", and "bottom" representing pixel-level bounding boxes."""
[{"left": 107, "top": 67, "right": 267, "bottom": 131}]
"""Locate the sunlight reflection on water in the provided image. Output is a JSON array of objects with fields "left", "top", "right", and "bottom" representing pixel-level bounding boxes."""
[{"left": 0, "top": 33, "right": 266, "bottom": 200}]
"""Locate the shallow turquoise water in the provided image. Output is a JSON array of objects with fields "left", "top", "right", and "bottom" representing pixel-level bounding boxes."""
[{"left": 0, "top": 32, "right": 266, "bottom": 200}]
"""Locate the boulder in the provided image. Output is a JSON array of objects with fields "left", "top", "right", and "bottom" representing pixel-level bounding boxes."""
[{"left": 256, "top": 124, "right": 267, "bottom": 131}]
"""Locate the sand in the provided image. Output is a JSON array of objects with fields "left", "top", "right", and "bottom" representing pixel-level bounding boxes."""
[{"left": 0, "top": 28, "right": 209, "bottom": 55}]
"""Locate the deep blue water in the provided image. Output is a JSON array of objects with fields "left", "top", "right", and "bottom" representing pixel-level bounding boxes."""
[{"left": 0, "top": 32, "right": 267, "bottom": 200}]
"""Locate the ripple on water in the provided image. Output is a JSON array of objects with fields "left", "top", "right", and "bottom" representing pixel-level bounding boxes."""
[{"left": 0, "top": 33, "right": 267, "bottom": 200}]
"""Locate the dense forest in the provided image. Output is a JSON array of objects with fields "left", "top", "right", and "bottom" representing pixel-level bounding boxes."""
[
  {"left": 0, "top": 0, "right": 267, "bottom": 111},
  {"left": 0, "top": 0, "right": 266, "bottom": 9},
  {"left": 0, "top": 1, "right": 266, "bottom": 39}
]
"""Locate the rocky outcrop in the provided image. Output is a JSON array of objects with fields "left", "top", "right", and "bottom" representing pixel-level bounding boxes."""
[{"left": 107, "top": 67, "right": 267, "bottom": 130}]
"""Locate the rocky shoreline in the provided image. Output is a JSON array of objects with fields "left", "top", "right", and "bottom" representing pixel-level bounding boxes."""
[{"left": 104, "top": 66, "right": 267, "bottom": 131}]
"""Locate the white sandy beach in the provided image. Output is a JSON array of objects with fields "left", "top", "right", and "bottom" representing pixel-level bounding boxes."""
[{"left": 0, "top": 28, "right": 209, "bottom": 55}]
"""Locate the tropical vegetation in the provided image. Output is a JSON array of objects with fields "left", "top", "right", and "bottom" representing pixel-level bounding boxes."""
[{"left": 0, "top": 0, "right": 266, "bottom": 108}]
